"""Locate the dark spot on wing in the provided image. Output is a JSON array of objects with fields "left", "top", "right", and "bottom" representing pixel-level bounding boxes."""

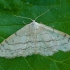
[
  {"left": 68, "top": 37, "right": 70, "bottom": 42},
  {"left": 15, "top": 32, "right": 17, "bottom": 36},
  {"left": 64, "top": 34, "right": 67, "bottom": 37}
]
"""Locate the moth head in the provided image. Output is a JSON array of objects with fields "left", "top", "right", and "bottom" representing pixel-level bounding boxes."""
[{"left": 31, "top": 20, "right": 39, "bottom": 25}]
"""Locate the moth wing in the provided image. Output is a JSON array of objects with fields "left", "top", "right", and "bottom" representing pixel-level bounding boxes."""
[{"left": 36, "top": 24, "right": 70, "bottom": 56}]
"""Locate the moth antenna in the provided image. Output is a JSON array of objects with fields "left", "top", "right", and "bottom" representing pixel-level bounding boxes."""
[
  {"left": 35, "top": 6, "right": 52, "bottom": 21},
  {"left": 14, "top": 15, "right": 33, "bottom": 21}
]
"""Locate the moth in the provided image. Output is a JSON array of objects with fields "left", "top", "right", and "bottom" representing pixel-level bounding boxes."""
[{"left": 0, "top": 7, "right": 70, "bottom": 58}]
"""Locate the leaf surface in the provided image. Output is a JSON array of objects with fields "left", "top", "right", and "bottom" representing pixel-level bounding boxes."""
[{"left": 0, "top": 0, "right": 70, "bottom": 70}]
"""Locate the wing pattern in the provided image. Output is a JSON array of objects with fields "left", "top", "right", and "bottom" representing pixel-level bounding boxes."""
[
  {"left": 0, "top": 22, "right": 70, "bottom": 58},
  {"left": 36, "top": 24, "right": 70, "bottom": 56}
]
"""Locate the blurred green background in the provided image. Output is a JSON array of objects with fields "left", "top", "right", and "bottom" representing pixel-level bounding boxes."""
[{"left": 0, "top": 0, "right": 70, "bottom": 70}]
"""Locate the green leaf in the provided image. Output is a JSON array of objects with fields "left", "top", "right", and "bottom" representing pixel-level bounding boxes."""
[{"left": 0, "top": 0, "right": 70, "bottom": 70}]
